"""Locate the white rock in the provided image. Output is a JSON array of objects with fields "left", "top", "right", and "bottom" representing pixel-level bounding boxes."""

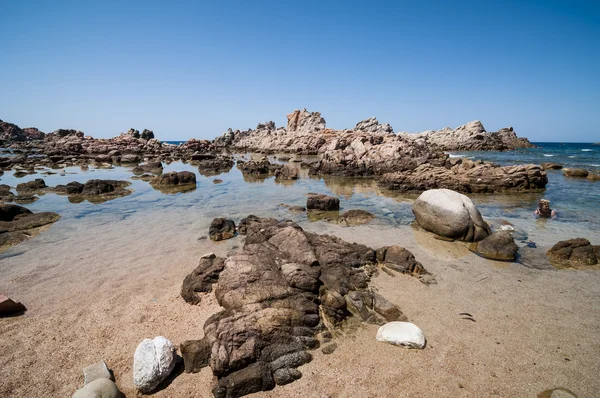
[
  {"left": 376, "top": 322, "right": 426, "bottom": 349},
  {"left": 133, "top": 336, "right": 176, "bottom": 393}
]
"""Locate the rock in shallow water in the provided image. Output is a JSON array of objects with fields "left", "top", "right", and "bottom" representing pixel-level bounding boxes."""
[
  {"left": 209, "top": 218, "right": 236, "bottom": 241},
  {"left": 306, "top": 193, "right": 339, "bottom": 211},
  {"left": 133, "top": 336, "right": 176, "bottom": 393},
  {"left": 473, "top": 231, "right": 518, "bottom": 261},
  {"left": 412, "top": 188, "right": 490, "bottom": 242},
  {"left": 376, "top": 322, "right": 426, "bottom": 349},
  {"left": 547, "top": 238, "right": 599, "bottom": 266}
]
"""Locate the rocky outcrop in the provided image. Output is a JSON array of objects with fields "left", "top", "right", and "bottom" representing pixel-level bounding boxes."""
[
  {"left": 0, "top": 120, "right": 45, "bottom": 142},
  {"left": 286, "top": 109, "right": 326, "bottom": 133},
  {"left": 194, "top": 154, "right": 234, "bottom": 176},
  {"left": 236, "top": 159, "right": 282, "bottom": 179},
  {"left": 378, "top": 159, "right": 547, "bottom": 194},
  {"left": 0, "top": 204, "right": 60, "bottom": 251},
  {"left": 412, "top": 189, "right": 491, "bottom": 242},
  {"left": 406, "top": 121, "right": 535, "bottom": 151},
  {"left": 180, "top": 217, "right": 420, "bottom": 397},
  {"left": 547, "top": 238, "right": 599, "bottom": 266},
  {"left": 274, "top": 165, "right": 299, "bottom": 180}
]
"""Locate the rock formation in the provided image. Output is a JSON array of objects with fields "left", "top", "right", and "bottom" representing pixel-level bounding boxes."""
[
  {"left": 180, "top": 217, "right": 426, "bottom": 397},
  {"left": 547, "top": 238, "right": 599, "bottom": 266},
  {"left": 405, "top": 121, "right": 535, "bottom": 151},
  {"left": 0, "top": 204, "right": 60, "bottom": 251}
]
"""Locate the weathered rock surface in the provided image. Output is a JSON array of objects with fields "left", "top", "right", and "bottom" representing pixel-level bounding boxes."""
[
  {"left": 193, "top": 154, "right": 235, "bottom": 176},
  {"left": 412, "top": 189, "right": 491, "bottom": 242},
  {"left": 133, "top": 336, "right": 177, "bottom": 393},
  {"left": 378, "top": 161, "right": 547, "bottom": 193},
  {"left": 406, "top": 121, "right": 535, "bottom": 151},
  {"left": 541, "top": 162, "right": 563, "bottom": 170},
  {"left": 376, "top": 245, "right": 427, "bottom": 275},
  {"left": 236, "top": 159, "right": 282, "bottom": 177},
  {"left": 181, "top": 217, "right": 419, "bottom": 397},
  {"left": 306, "top": 194, "right": 339, "bottom": 211},
  {"left": 132, "top": 161, "right": 163, "bottom": 175},
  {"left": 53, "top": 180, "right": 133, "bottom": 203},
  {"left": 274, "top": 165, "right": 299, "bottom": 180},
  {"left": 472, "top": 231, "right": 518, "bottom": 261},
  {"left": 376, "top": 322, "right": 426, "bottom": 349},
  {"left": 0, "top": 119, "right": 45, "bottom": 141},
  {"left": 82, "top": 360, "right": 112, "bottom": 385},
  {"left": 547, "top": 238, "right": 599, "bottom": 266},
  {"left": 209, "top": 218, "right": 236, "bottom": 241}
]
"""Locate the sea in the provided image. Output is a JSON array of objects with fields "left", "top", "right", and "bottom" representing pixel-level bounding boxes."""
[{"left": 1, "top": 142, "right": 599, "bottom": 256}]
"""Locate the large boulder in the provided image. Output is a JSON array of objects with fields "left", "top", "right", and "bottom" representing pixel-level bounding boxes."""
[
  {"left": 412, "top": 189, "right": 491, "bottom": 242},
  {"left": 473, "top": 231, "right": 518, "bottom": 261},
  {"left": 133, "top": 336, "right": 177, "bottom": 393}
]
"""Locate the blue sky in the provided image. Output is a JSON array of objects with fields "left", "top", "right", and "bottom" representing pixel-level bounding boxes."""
[{"left": 1, "top": 0, "right": 599, "bottom": 141}]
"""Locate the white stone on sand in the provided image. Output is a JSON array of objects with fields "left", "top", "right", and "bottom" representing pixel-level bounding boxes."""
[
  {"left": 72, "top": 378, "right": 120, "bottom": 398},
  {"left": 376, "top": 322, "right": 426, "bottom": 349},
  {"left": 133, "top": 336, "right": 176, "bottom": 393}
]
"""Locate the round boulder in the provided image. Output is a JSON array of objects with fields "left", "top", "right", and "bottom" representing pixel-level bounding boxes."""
[
  {"left": 474, "top": 231, "right": 518, "bottom": 261},
  {"left": 412, "top": 189, "right": 491, "bottom": 242},
  {"left": 73, "top": 378, "right": 121, "bottom": 398},
  {"left": 133, "top": 336, "right": 176, "bottom": 393},
  {"left": 306, "top": 193, "right": 340, "bottom": 211}
]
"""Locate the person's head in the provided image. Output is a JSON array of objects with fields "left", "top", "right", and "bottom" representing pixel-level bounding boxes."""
[{"left": 539, "top": 199, "right": 551, "bottom": 210}]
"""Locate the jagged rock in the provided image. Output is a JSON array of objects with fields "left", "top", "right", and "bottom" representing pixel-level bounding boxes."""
[
  {"left": 407, "top": 121, "right": 534, "bottom": 151},
  {"left": 53, "top": 180, "right": 132, "bottom": 203},
  {"left": 588, "top": 172, "right": 600, "bottom": 180},
  {"left": 141, "top": 129, "right": 154, "bottom": 140},
  {"left": 0, "top": 294, "right": 27, "bottom": 316},
  {"left": 209, "top": 218, "right": 236, "bottom": 241},
  {"left": 547, "top": 238, "right": 599, "bottom": 266},
  {"left": 563, "top": 168, "right": 589, "bottom": 177},
  {"left": 181, "top": 253, "right": 226, "bottom": 305},
  {"left": 376, "top": 322, "right": 426, "bottom": 349},
  {"left": 237, "top": 159, "right": 282, "bottom": 176},
  {"left": 0, "top": 119, "right": 45, "bottom": 141},
  {"left": 72, "top": 378, "right": 121, "bottom": 398},
  {"left": 354, "top": 117, "right": 393, "bottom": 134},
  {"left": 286, "top": 109, "right": 326, "bottom": 133},
  {"left": 133, "top": 336, "right": 177, "bottom": 393},
  {"left": 472, "top": 231, "right": 518, "bottom": 261},
  {"left": 120, "top": 154, "right": 140, "bottom": 163},
  {"left": 412, "top": 189, "right": 491, "bottom": 242},
  {"left": 306, "top": 194, "right": 339, "bottom": 211},
  {"left": 181, "top": 217, "right": 417, "bottom": 397}
]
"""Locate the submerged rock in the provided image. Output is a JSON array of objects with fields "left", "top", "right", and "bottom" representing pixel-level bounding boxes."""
[
  {"left": 150, "top": 171, "right": 196, "bottom": 193},
  {"left": 412, "top": 189, "right": 491, "bottom": 242},
  {"left": 53, "top": 180, "right": 133, "bottom": 203},
  {"left": 16, "top": 178, "right": 47, "bottom": 194},
  {"left": 132, "top": 161, "right": 163, "bottom": 175},
  {"left": 275, "top": 165, "right": 299, "bottom": 180},
  {"left": 563, "top": 168, "right": 589, "bottom": 177},
  {"left": 133, "top": 336, "right": 177, "bottom": 393},
  {"left": 0, "top": 204, "right": 60, "bottom": 252},
  {"left": 181, "top": 217, "right": 418, "bottom": 397},
  {"left": 209, "top": 218, "right": 236, "bottom": 241},
  {"left": 376, "top": 322, "right": 426, "bottom": 349},
  {"left": 472, "top": 231, "right": 518, "bottom": 261}
]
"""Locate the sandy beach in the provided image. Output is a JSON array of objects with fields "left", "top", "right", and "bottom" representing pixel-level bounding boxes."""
[{"left": 1, "top": 206, "right": 599, "bottom": 397}]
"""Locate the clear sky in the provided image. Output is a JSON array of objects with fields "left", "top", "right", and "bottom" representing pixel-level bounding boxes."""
[{"left": 1, "top": 0, "right": 599, "bottom": 141}]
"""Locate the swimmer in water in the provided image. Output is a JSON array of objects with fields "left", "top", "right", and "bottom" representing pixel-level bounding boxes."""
[{"left": 534, "top": 199, "right": 556, "bottom": 218}]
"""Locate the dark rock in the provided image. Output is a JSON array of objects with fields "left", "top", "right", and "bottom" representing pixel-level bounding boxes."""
[
  {"left": 141, "top": 129, "right": 154, "bottom": 140},
  {"left": 0, "top": 204, "right": 60, "bottom": 251},
  {"left": 306, "top": 194, "right": 339, "bottom": 211},
  {"left": 181, "top": 253, "right": 226, "bottom": 305},
  {"left": 376, "top": 245, "right": 427, "bottom": 274},
  {"left": 180, "top": 339, "right": 211, "bottom": 373},
  {"left": 196, "top": 155, "right": 235, "bottom": 176},
  {"left": 150, "top": 171, "right": 196, "bottom": 193},
  {"left": 473, "top": 231, "right": 518, "bottom": 261},
  {"left": 540, "top": 162, "right": 563, "bottom": 170},
  {"left": 213, "top": 362, "right": 275, "bottom": 398},
  {"left": 132, "top": 162, "right": 163, "bottom": 175},
  {"left": 321, "top": 343, "right": 337, "bottom": 355},
  {"left": 547, "top": 238, "right": 599, "bottom": 266},
  {"left": 16, "top": 178, "right": 47, "bottom": 193},
  {"left": 272, "top": 368, "right": 302, "bottom": 386},
  {"left": 209, "top": 218, "right": 236, "bottom": 241},
  {"left": 275, "top": 165, "right": 299, "bottom": 180},
  {"left": 0, "top": 294, "right": 27, "bottom": 316}
]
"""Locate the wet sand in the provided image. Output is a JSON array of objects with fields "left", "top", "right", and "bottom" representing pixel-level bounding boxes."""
[{"left": 1, "top": 208, "right": 599, "bottom": 397}]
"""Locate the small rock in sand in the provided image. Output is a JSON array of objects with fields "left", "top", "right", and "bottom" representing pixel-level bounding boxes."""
[
  {"left": 72, "top": 378, "right": 120, "bottom": 398},
  {"left": 376, "top": 321, "right": 426, "bottom": 349},
  {"left": 83, "top": 360, "right": 112, "bottom": 385}
]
